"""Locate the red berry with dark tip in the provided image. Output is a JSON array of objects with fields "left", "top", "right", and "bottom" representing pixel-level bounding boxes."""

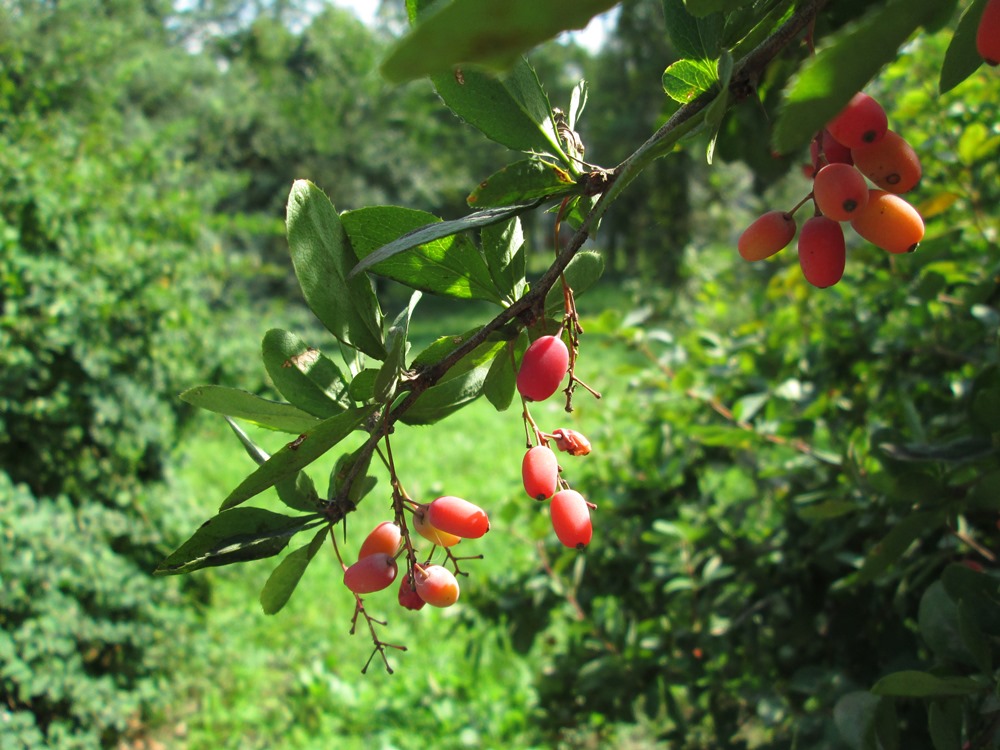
[
  {"left": 798, "top": 216, "right": 846, "bottom": 289},
  {"left": 550, "top": 489, "right": 592, "bottom": 549},
  {"left": 738, "top": 211, "right": 796, "bottom": 262},
  {"left": 826, "top": 93, "right": 888, "bottom": 149},
  {"left": 522, "top": 445, "right": 559, "bottom": 501},
  {"left": 516, "top": 335, "right": 569, "bottom": 402}
]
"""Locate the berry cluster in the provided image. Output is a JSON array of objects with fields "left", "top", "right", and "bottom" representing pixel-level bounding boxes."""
[
  {"left": 739, "top": 91, "right": 925, "bottom": 288},
  {"left": 516, "top": 333, "right": 596, "bottom": 549}
]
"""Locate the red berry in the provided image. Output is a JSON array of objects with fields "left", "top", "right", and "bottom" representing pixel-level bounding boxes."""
[
  {"left": 516, "top": 335, "right": 569, "bottom": 402},
  {"left": 414, "top": 565, "right": 460, "bottom": 607},
  {"left": 522, "top": 445, "right": 559, "bottom": 501},
  {"left": 851, "top": 130, "right": 922, "bottom": 194},
  {"left": 427, "top": 495, "right": 490, "bottom": 539},
  {"left": 737, "top": 210, "right": 796, "bottom": 262},
  {"left": 978, "top": 0, "right": 1000, "bottom": 65},
  {"left": 550, "top": 489, "right": 592, "bottom": 549},
  {"left": 798, "top": 216, "right": 846, "bottom": 289},
  {"left": 358, "top": 521, "right": 401, "bottom": 559},
  {"left": 398, "top": 573, "right": 426, "bottom": 610},
  {"left": 551, "top": 428, "right": 591, "bottom": 456},
  {"left": 344, "top": 552, "right": 398, "bottom": 594},
  {"left": 826, "top": 93, "right": 888, "bottom": 149},
  {"left": 850, "top": 189, "right": 924, "bottom": 254},
  {"left": 812, "top": 163, "right": 869, "bottom": 222},
  {"left": 809, "top": 130, "right": 854, "bottom": 174},
  {"left": 412, "top": 509, "right": 461, "bottom": 548}
]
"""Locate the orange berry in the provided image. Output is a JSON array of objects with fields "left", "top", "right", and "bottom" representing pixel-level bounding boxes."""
[
  {"left": 427, "top": 495, "right": 490, "bottom": 539},
  {"left": 826, "top": 93, "right": 888, "bottom": 149},
  {"left": 550, "top": 489, "right": 592, "bottom": 549},
  {"left": 798, "top": 216, "right": 846, "bottom": 289},
  {"left": 358, "top": 521, "right": 401, "bottom": 559},
  {"left": 398, "top": 573, "right": 426, "bottom": 610},
  {"left": 738, "top": 210, "right": 796, "bottom": 262},
  {"left": 516, "top": 335, "right": 570, "bottom": 402},
  {"left": 850, "top": 189, "right": 924, "bottom": 254},
  {"left": 412, "top": 509, "right": 461, "bottom": 548},
  {"left": 978, "top": 0, "right": 1000, "bottom": 65},
  {"left": 414, "top": 565, "right": 460, "bottom": 607},
  {"left": 522, "top": 445, "right": 559, "bottom": 501},
  {"left": 343, "top": 552, "right": 398, "bottom": 594},
  {"left": 812, "top": 163, "right": 869, "bottom": 222},
  {"left": 851, "top": 130, "right": 921, "bottom": 194}
]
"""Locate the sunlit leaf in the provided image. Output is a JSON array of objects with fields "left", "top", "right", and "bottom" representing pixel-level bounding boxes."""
[
  {"left": 221, "top": 407, "right": 374, "bottom": 511},
  {"left": 180, "top": 385, "right": 319, "bottom": 434},
  {"left": 286, "top": 181, "right": 385, "bottom": 359},
  {"left": 467, "top": 159, "right": 578, "bottom": 208},
  {"left": 342, "top": 207, "right": 501, "bottom": 303},
  {"left": 382, "top": 0, "right": 619, "bottom": 83},
  {"left": 155, "top": 507, "right": 322, "bottom": 576},
  {"left": 261, "top": 329, "right": 352, "bottom": 419}
]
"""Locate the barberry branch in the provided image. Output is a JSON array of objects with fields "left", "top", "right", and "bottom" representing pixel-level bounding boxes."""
[{"left": 329, "top": 0, "right": 831, "bottom": 518}]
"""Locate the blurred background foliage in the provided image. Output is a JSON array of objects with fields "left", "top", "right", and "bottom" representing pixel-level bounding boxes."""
[{"left": 1, "top": 0, "right": 998, "bottom": 748}]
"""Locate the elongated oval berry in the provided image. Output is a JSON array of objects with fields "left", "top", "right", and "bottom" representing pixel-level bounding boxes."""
[
  {"left": 522, "top": 445, "right": 559, "bottom": 501},
  {"left": 738, "top": 210, "right": 796, "bottom": 262},
  {"left": 978, "top": 0, "right": 1000, "bottom": 65},
  {"left": 826, "top": 92, "right": 888, "bottom": 149},
  {"left": 358, "top": 521, "right": 401, "bottom": 559},
  {"left": 798, "top": 216, "right": 846, "bottom": 289},
  {"left": 414, "top": 565, "right": 460, "bottom": 608},
  {"left": 516, "top": 335, "right": 569, "bottom": 402},
  {"left": 412, "top": 510, "right": 461, "bottom": 548},
  {"left": 344, "top": 552, "right": 398, "bottom": 594},
  {"left": 398, "top": 573, "right": 426, "bottom": 611},
  {"left": 813, "top": 163, "right": 869, "bottom": 222},
  {"left": 427, "top": 495, "right": 490, "bottom": 539},
  {"left": 551, "top": 428, "right": 591, "bottom": 456},
  {"left": 851, "top": 130, "right": 922, "bottom": 194},
  {"left": 550, "top": 489, "right": 592, "bottom": 549},
  {"left": 850, "top": 189, "right": 924, "bottom": 254},
  {"left": 809, "top": 129, "right": 854, "bottom": 174}
]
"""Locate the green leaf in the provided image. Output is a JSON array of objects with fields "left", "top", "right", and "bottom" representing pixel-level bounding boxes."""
[
  {"left": 467, "top": 159, "right": 578, "bottom": 208},
  {"left": 833, "top": 691, "right": 879, "bottom": 750},
  {"left": 260, "top": 527, "right": 327, "bottom": 615},
  {"left": 544, "top": 250, "right": 605, "bottom": 320},
  {"left": 180, "top": 385, "right": 319, "bottom": 434},
  {"left": 684, "top": 0, "right": 752, "bottom": 15},
  {"left": 382, "top": 0, "right": 619, "bottom": 83},
  {"left": 481, "top": 217, "right": 527, "bottom": 303},
  {"left": 221, "top": 407, "right": 374, "bottom": 511},
  {"left": 261, "top": 329, "right": 352, "bottom": 419},
  {"left": 662, "top": 58, "right": 718, "bottom": 104},
  {"left": 402, "top": 340, "right": 506, "bottom": 425},
  {"left": 327, "top": 446, "right": 377, "bottom": 505},
  {"left": 224, "top": 417, "right": 322, "bottom": 513},
  {"left": 348, "top": 202, "right": 544, "bottom": 281},
  {"left": 155, "top": 508, "right": 322, "bottom": 576},
  {"left": 483, "top": 335, "right": 525, "bottom": 412},
  {"left": 428, "top": 60, "right": 561, "bottom": 155},
  {"left": 286, "top": 180, "right": 385, "bottom": 359},
  {"left": 941, "top": 564, "right": 1000, "bottom": 636},
  {"left": 374, "top": 292, "right": 421, "bottom": 403},
  {"left": 342, "top": 207, "right": 502, "bottom": 304},
  {"left": 928, "top": 699, "right": 963, "bottom": 750},
  {"left": 871, "top": 671, "right": 986, "bottom": 698},
  {"left": 772, "top": 0, "right": 944, "bottom": 154},
  {"left": 918, "top": 581, "right": 976, "bottom": 667},
  {"left": 852, "top": 511, "right": 943, "bottom": 585},
  {"left": 704, "top": 51, "right": 733, "bottom": 164},
  {"left": 348, "top": 368, "right": 379, "bottom": 403},
  {"left": 662, "top": 0, "right": 723, "bottom": 59}
]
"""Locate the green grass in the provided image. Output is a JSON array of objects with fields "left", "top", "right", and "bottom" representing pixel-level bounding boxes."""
[{"left": 162, "top": 287, "right": 640, "bottom": 749}]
